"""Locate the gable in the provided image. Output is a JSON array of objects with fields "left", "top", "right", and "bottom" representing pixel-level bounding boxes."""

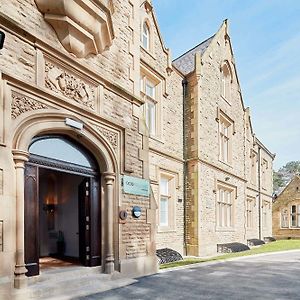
[{"left": 273, "top": 176, "right": 300, "bottom": 210}]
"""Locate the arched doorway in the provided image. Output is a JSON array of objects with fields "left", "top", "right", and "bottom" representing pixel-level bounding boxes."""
[{"left": 24, "top": 135, "right": 101, "bottom": 277}]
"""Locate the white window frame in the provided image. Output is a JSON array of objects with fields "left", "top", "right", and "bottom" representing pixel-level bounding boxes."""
[
  {"left": 216, "top": 183, "right": 235, "bottom": 229},
  {"left": 246, "top": 198, "right": 254, "bottom": 228},
  {"left": 142, "top": 22, "right": 150, "bottom": 50},
  {"left": 140, "top": 73, "right": 160, "bottom": 137},
  {"left": 159, "top": 173, "right": 176, "bottom": 231},
  {"left": 262, "top": 200, "right": 270, "bottom": 229},
  {"left": 281, "top": 208, "right": 289, "bottom": 228},
  {"left": 221, "top": 62, "right": 231, "bottom": 102},
  {"left": 219, "top": 113, "right": 233, "bottom": 164},
  {"left": 250, "top": 151, "right": 258, "bottom": 185},
  {"left": 290, "top": 204, "right": 300, "bottom": 228}
]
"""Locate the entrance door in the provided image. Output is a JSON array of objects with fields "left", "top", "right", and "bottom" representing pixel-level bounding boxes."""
[
  {"left": 24, "top": 164, "right": 39, "bottom": 277},
  {"left": 78, "top": 177, "right": 101, "bottom": 267}
]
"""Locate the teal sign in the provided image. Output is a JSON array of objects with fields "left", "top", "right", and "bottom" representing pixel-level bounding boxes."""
[{"left": 122, "top": 175, "right": 150, "bottom": 197}]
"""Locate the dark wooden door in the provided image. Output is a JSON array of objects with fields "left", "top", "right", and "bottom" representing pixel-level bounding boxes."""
[
  {"left": 90, "top": 177, "right": 101, "bottom": 266},
  {"left": 24, "top": 164, "right": 39, "bottom": 277},
  {"left": 78, "top": 177, "right": 101, "bottom": 267},
  {"left": 78, "top": 178, "right": 90, "bottom": 266}
]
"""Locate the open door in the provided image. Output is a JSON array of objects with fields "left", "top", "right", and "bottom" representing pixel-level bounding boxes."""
[
  {"left": 79, "top": 178, "right": 90, "bottom": 266},
  {"left": 78, "top": 177, "right": 101, "bottom": 267},
  {"left": 24, "top": 164, "right": 39, "bottom": 277},
  {"left": 90, "top": 177, "right": 101, "bottom": 266}
]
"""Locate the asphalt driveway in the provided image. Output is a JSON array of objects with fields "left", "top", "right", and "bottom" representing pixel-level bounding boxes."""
[{"left": 78, "top": 250, "right": 300, "bottom": 300}]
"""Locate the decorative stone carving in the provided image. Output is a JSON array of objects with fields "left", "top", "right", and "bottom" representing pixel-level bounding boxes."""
[
  {"left": 35, "top": 0, "right": 115, "bottom": 58},
  {"left": 45, "top": 61, "right": 96, "bottom": 110},
  {"left": 96, "top": 126, "right": 118, "bottom": 151},
  {"left": 11, "top": 91, "right": 48, "bottom": 119}
]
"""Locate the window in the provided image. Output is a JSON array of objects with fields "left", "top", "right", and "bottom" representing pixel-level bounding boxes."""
[
  {"left": 221, "top": 62, "right": 231, "bottom": 101},
  {"left": 140, "top": 76, "right": 157, "bottom": 136},
  {"left": 290, "top": 205, "right": 300, "bottom": 227},
  {"left": 160, "top": 177, "right": 169, "bottom": 226},
  {"left": 261, "top": 159, "right": 268, "bottom": 189},
  {"left": 281, "top": 209, "right": 289, "bottom": 228},
  {"left": 216, "top": 184, "right": 234, "bottom": 228},
  {"left": 159, "top": 174, "right": 176, "bottom": 229},
  {"left": 29, "top": 135, "right": 97, "bottom": 168},
  {"left": 142, "top": 22, "right": 150, "bottom": 50},
  {"left": 219, "top": 113, "right": 232, "bottom": 164},
  {"left": 246, "top": 198, "right": 254, "bottom": 228},
  {"left": 250, "top": 151, "right": 258, "bottom": 185},
  {"left": 262, "top": 201, "right": 270, "bottom": 228}
]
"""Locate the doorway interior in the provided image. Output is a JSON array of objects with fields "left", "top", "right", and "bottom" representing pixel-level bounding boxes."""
[{"left": 24, "top": 135, "right": 101, "bottom": 277}]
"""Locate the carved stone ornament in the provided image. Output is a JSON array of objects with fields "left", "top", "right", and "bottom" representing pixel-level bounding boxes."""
[
  {"left": 35, "top": 0, "right": 115, "bottom": 58},
  {"left": 11, "top": 91, "right": 48, "bottom": 119},
  {"left": 45, "top": 61, "right": 95, "bottom": 109},
  {"left": 96, "top": 126, "right": 118, "bottom": 151}
]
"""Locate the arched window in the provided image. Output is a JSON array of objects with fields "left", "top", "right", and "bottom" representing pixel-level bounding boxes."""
[
  {"left": 142, "top": 22, "right": 150, "bottom": 50},
  {"left": 221, "top": 62, "right": 232, "bottom": 101},
  {"left": 29, "top": 135, "right": 97, "bottom": 169}
]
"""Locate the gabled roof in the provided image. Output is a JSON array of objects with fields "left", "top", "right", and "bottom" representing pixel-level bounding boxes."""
[
  {"left": 274, "top": 175, "right": 300, "bottom": 207},
  {"left": 172, "top": 35, "right": 215, "bottom": 76}
]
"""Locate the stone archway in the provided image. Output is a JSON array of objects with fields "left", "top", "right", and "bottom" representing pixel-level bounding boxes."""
[{"left": 11, "top": 112, "right": 119, "bottom": 288}]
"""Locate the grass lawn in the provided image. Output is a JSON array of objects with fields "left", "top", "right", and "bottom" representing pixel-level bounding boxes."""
[{"left": 160, "top": 240, "right": 300, "bottom": 269}]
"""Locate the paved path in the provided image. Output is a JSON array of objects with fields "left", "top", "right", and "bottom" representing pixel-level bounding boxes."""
[{"left": 77, "top": 250, "right": 300, "bottom": 300}]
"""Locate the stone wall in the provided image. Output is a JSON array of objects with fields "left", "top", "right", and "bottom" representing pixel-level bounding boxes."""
[{"left": 273, "top": 176, "right": 300, "bottom": 239}]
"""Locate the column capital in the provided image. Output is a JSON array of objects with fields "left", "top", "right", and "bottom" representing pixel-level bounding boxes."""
[
  {"left": 12, "top": 150, "right": 29, "bottom": 169},
  {"left": 103, "top": 172, "right": 115, "bottom": 184}
]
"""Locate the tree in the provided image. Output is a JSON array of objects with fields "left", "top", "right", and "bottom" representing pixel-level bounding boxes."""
[{"left": 273, "top": 161, "right": 300, "bottom": 193}]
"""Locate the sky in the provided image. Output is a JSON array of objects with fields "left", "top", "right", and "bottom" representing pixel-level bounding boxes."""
[{"left": 152, "top": 0, "right": 300, "bottom": 170}]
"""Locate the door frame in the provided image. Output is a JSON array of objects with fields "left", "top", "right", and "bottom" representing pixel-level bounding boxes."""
[{"left": 24, "top": 155, "right": 101, "bottom": 277}]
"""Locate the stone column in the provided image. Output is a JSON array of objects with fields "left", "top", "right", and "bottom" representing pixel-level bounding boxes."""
[
  {"left": 12, "top": 150, "right": 29, "bottom": 289},
  {"left": 103, "top": 172, "right": 115, "bottom": 274}
]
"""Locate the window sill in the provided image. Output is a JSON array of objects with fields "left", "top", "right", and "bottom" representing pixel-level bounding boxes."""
[
  {"left": 140, "top": 46, "right": 157, "bottom": 60},
  {"left": 149, "top": 134, "right": 164, "bottom": 144},
  {"left": 220, "top": 95, "right": 231, "bottom": 106},
  {"left": 218, "top": 159, "right": 233, "bottom": 169},
  {"left": 216, "top": 227, "right": 235, "bottom": 232},
  {"left": 157, "top": 228, "right": 176, "bottom": 233},
  {"left": 282, "top": 227, "right": 300, "bottom": 230}
]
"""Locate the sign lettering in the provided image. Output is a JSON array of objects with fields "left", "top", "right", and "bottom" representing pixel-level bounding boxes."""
[{"left": 122, "top": 175, "right": 150, "bottom": 197}]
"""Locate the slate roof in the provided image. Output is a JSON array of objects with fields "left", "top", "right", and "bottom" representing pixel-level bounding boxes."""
[{"left": 172, "top": 35, "right": 215, "bottom": 76}]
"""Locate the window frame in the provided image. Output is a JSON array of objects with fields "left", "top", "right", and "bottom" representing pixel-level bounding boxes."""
[
  {"left": 218, "top": 112, "right": 233, "bottom": 165},
  {"left": 140, "top": 69, "right": 161, "bottom": 138},
  {"left": 158, "top": 173, "right": 176, "bottom": 231},
  {"left": 281, "top": 208, "right": 289, "bottom": 228},
  {"left": 220, "top": 61, "right": 232, "bottom": 102},
  {"left": 216, "top": 182, "right": 235, "bottom": 230},
  {"left": 142, "top": 21, "right": 150, "bottom": 51},
  {"left": 246, "top": 197, "right": 255, "bottom": 228}
]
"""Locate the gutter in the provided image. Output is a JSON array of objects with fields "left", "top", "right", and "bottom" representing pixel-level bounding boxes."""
[
  {"left": 182, "top": 78, "right": 188, "bottom": 256},
  {"left": 258, "top": 146, "right": 262, "bottom": 240}
]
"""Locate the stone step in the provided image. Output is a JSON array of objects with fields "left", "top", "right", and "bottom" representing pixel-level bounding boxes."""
[
  {"left": 27, "top": 273, "right": 112, "bottom": 299},
  {"left": 28, "top": 266, "right": 103, "bottom": 285}
]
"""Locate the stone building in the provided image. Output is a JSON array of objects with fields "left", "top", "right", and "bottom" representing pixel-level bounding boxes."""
[
  {"left": 273, "top": 176, "right": 300, "bottom": 239},
  {"left": 173, "top": 20, "right": 275, "bottom": 256},
  {"left": 0, "top": 0, "right": 273, "bottom": 293}
]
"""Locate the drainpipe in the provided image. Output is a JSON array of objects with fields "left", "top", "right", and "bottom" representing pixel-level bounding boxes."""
[
  {"left": 182, "top": 78, "right": 188, "bottom": 256},
  {"left": 258, "top": 145, "right": 262, "bottom": 240}
]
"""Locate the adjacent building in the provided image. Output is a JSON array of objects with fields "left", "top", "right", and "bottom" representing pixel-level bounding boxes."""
[
  {"left": 0, "top": 0, "right": 273, "bottom": 291},
  {"left": 273, "top": 175, "right": 300, "bottom": 239}
]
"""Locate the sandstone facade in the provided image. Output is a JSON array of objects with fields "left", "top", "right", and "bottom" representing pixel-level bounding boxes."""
[
  {"left": 0, "top": 0, "right": 273, "bottom": 291},
  {"left": 273, "top": 176, "right": 300, "bottom": 239},
  {"left": 173, "top": 21, "right": 274, "bottom": 256}
]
